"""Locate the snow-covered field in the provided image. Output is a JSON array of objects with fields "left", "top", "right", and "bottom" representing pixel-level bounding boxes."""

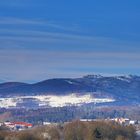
[{"left": 0, "top": 94, "right": 115, "bottom": 108}]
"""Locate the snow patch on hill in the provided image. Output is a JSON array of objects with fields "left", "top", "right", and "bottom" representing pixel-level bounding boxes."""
[{"left": 0, "top": 94, "right": 115, "bottom": 108}]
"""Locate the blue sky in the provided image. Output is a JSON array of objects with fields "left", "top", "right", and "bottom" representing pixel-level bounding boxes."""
[{"left": 0, "top": 0, "right": 140, "bottom": 82}]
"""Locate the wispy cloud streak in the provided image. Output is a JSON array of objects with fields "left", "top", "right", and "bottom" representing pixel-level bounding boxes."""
[
  {"left": 0, "top": 17, "right": 139, "bottom": 82},
  {"left": 0, "top": 17, "right": 79, "bottom": 32}
]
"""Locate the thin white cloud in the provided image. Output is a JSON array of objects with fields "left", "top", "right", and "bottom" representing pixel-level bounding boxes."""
[
  {"left": 0, "top": 18, "right": 44, "bottom": 25},
  {"left": 0, "top": 17, "right": 79, "bottom": 32}
]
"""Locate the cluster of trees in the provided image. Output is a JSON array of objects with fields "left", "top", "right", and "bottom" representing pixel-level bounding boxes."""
[
  {"left": 1, "top": 106, "right": 140, "bottom": 124},
  {"left": 0, "top": 126, "right": 60, "bottom": 140},
  {"left": 5, "top": 106, "right": 140, "bottom": 124},
  {"left": 64, "top": 120, "right": 136, "bottom": 140},
  {"left": 0, "top": 120, "right": 136, "bottom": 140}
]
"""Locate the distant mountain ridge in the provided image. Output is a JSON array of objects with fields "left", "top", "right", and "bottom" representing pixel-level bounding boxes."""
[{"left": 0, "top": 75, "right": 140, "bottom": 104}]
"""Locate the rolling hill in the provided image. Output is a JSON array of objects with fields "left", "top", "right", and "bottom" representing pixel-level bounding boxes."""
[{"left": 0, "top": 75, "right": 139, "bottom": 105}]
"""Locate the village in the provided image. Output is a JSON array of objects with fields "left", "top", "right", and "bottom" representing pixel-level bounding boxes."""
[
  {"left": 80, "top": 118, "right": 140, "bottom": 125},
  {"left": 0, "top": 121, "right": 33, "bottom": 131},
  {"left": 0, "top": 117, "right": 140, "bottom": 131}
]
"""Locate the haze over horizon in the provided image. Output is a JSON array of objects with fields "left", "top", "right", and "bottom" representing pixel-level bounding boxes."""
[{"left": 0, "top": 0, "right": 140, "bottom": 82}]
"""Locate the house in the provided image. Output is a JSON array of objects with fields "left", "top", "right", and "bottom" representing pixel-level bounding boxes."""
[
  {"left": 43, "top": 122, "right": 51, "bottom": 125},
  {"left": 80, "top": 119, "right": 94, "bottom": 122},
  {"left": 112, "top": 118, "right": 130, "bottom": 124},
  {"left": 129, "top": 120, "right": 138, "bottom": 125},
  {"left": 4, "top": 121, "right": 33, "bottom": 130}
]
